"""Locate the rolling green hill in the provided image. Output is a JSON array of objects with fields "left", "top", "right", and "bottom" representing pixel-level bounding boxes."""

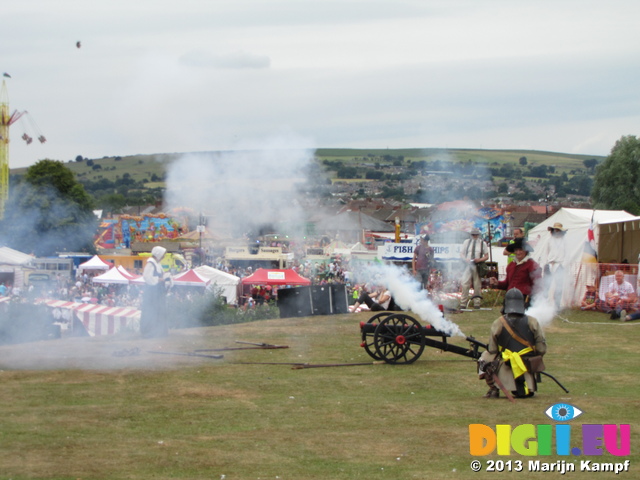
[{"left": 11, "top": 148, "right": 603, "bottom": 184}]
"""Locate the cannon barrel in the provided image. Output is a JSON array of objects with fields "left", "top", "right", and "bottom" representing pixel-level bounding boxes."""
[{"left": 466, "top": 336, "right": 488, "bottom": 350}]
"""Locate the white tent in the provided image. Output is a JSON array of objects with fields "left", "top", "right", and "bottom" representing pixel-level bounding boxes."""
[
  {"left": 194, "top": 266, "right": 240, "bottom": 305},
  {"left": 91, "top": 266, "right": 132, "bottom": 284},
  {"left": 172, "top": 269, "right": 211, "bottom": 287},
  {"left": 78, "top": 255, "right": 112, "bottom": 272},
  {"left": 0, "top": 246, "right": 34, "bottom": 287},
  {"left": 0, "top": 247, "right": 34, "bottom": 265},
  {"left": 528, "top": 208, "right": 638, "bottom": 265},
  {"left": 528, "top": 208, "right": 640, "bottom": 306},
  {"left": 116, "top": 265, "right": 140, "bottom": 281}
]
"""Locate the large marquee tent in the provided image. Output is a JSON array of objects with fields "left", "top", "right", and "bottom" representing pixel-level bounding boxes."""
[{"left": 528, "top": 207, "right": 640, "bottom": 307}]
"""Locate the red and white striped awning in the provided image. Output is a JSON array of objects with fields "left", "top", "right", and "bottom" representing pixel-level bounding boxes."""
[{"left": 44, "top": 299, "right": 140, "bottom": 336}]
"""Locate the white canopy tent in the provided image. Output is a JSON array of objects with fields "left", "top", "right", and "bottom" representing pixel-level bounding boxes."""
[
  {"left": 194, "top": 266, "right": 240, "bottom": 305},
  {"left": 91, "top": 266, "right": 133, "bottom": 285},
  {"left": 78, "top": 255, "right": 112, "bottom": 272},
  {"left": 527, "top": 208, "right": 640, "bottom": 307}
]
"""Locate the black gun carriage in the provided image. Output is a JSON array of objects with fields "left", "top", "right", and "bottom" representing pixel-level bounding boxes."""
[
  {"left": 359, "top": 312, "right": 487, "bottom": 365},
  {"left": 358, "top": 311, "right": 569, "bottom": 393}
]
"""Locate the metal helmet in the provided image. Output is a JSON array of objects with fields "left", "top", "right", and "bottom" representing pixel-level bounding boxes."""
[{"left": 504, "top": 288, "right": 526, "bottom": 315}]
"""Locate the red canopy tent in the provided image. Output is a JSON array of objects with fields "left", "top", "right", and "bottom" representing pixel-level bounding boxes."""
[{"left": 241, "top": 268, "right": 311, "bottom": 286}]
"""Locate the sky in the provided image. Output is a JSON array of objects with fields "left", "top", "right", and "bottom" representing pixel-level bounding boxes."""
[{"left": 2, "top": 0, "right": 640, "bottom": 168}]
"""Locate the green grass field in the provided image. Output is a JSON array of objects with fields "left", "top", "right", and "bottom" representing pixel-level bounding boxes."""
[{"left": 1, "top": 307, "right": 637, "bottom": 479}]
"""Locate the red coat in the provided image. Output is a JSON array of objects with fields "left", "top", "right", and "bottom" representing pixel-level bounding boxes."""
[{"left": 496, "top": 257, "right": 542, "bottom": 297}]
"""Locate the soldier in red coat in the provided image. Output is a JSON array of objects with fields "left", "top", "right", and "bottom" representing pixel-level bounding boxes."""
[{"left": 490, "top": 238, "right": 542, "bottom": 308}]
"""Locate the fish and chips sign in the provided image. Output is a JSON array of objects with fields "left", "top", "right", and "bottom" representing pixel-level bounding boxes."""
[{"left": 381, "top": 241, "right": 463, "bottom": 261}]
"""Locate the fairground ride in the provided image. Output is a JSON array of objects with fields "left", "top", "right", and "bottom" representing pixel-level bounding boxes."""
[{"left": 0, "top": 78, "right": 46, "bottom": 219}]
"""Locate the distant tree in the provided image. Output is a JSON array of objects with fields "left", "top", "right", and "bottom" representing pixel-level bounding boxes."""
[
  {"left": 336, "top": 166, "right": 359, "bottom": 179},
  {"left": 568, "top": 175, "right": 593, "bottom": 196},
  {"left": 75, "top": 155, "right": 84, "bottom": 162},
  {"left": 519, "top": 156, "right": 528, "bottom": 166},
  {"left": 86, "top": 159, "right": 94, "bottom": 166},
  {"left": 592, "top": 135, "right": 640, "bottom": 214},
  {"left": 583, "top": 158, "right": 598, "bottom": 171},
  {"left": 0, "top": 160, "right": 97, "bottom": 255},
  {"left": 97, "top": 193, "right": 127, "bottom": 213},
  {"left": 528, "top": 165, "right": 548, "bottom": 178},
  {"left": 92, "top": 164, "right": 102, "bottom": 170},
  {"left": 365, "top": 170, "right": 384, "bottom": 180}
]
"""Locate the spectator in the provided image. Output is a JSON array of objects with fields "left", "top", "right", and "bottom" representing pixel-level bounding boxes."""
[
  {"left": 604, "top": 270, "right": 635, "bottom": 319},
  {"left": 413, "top": 234, "right": 435, "bottom": 291},
  {"left": 460, "top": 228, "right": 489, "bottom": 309},
  {"left": 503, "top": 228, "right": 525, "bottom": 264},
  {"left": 580, "top": 284, "right": 599, "bottom": 311}
]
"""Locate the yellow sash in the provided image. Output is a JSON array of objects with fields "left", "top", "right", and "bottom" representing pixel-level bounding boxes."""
[{"left": 501, "top": 346, "right": 533, "bottom": 379}]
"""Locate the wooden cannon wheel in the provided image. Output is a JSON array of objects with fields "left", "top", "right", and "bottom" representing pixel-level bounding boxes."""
[
  {"left": 360, "top": 312, "right": 395, "bottom": 361},
  {"left": 373, "top": 313, "right": 426, "bottom": 365}
]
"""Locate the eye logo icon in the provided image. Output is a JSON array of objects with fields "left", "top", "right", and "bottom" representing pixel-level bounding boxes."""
[{"left": 545, "top": 403, "right": 583, "bottom": 422}]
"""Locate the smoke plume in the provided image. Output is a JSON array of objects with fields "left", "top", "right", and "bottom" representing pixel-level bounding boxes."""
[
  {"left": 359, "top": 263, "right": 465, "bottom": 337},
  {"left": 164, "top": 132, "right": 315, "bottom": 238}
]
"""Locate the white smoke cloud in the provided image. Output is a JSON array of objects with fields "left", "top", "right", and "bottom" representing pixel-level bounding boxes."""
[
  {"left": 164, "top": 131, "right": 316, "bottom": 237},
  {"left": 525, "top": 268, "right": 563, "bottom": 329},
  {"left": 359, "top": 263, "right": 465, "bottom": 338}
]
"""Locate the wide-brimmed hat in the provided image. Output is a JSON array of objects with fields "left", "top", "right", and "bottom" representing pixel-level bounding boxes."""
[
  {"left": 548, "top": 222, "right": 566, "bottom": 232},
  {"left": 470, "top": 228, "right": 481, "bottom": 235},
  {"left": 506, "top": 237, "right": 533, "bottom": 253}
]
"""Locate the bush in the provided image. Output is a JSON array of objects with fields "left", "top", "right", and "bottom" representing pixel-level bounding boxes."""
[
  {"left": 166, "top": 292, "right": 279, "bottom": 329},
  {"left": 0, "top": 302, "right": 61, "bottom": 345}
]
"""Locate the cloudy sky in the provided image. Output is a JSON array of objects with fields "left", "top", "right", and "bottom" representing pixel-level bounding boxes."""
[{"left": 3, "top": 0, "right": 639, "bottom": 168}]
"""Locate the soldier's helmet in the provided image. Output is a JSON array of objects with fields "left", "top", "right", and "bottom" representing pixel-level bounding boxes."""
[{"left": 504, "top": 288, "right": 526, "bottom": 315}]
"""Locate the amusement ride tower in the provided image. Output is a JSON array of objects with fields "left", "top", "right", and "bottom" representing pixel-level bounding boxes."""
[{"left": 0, "top": 78, "right": 46, "bottom": 219}]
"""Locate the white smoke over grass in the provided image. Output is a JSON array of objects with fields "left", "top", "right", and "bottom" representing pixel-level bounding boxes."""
[
  {"left": 362, "top": 263, "right": 465, "bottom": 338},
  {"left": 164, "top": 132, "right": 316, "bottom": 237}
]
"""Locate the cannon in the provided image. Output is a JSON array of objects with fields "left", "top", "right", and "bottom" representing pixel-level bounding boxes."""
[
  {"left": 359, "top": 312, "right": 570, "bottom": 394},
  {"left": 359, "top": 312, "right": 487, "bottom": 365}
]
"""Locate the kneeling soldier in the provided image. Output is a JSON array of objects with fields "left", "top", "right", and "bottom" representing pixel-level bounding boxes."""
[{"left": 478, "top": 288, "right": 547, "bottom": 399}]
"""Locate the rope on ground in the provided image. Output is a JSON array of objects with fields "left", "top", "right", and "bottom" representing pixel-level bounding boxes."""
[{"left": 555, "top": 314, "right": 640, "bottom": 326}]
